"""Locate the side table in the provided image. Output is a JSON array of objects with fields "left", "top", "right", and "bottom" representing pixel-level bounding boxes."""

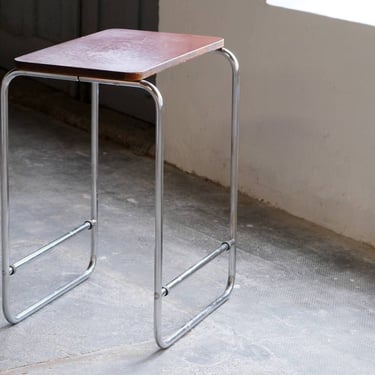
[{"left": 1, "top": 29, "right": 239, "bottom": 348}]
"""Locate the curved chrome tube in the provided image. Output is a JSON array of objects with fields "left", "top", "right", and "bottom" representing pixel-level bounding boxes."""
[
  {"left": 218, "top": 47, "right": 240, "bottom": 298},
  {"left": 144, "top": 48, "right": 240, "bottom": 349},
  {"left": 1, "top": 71, "right": 98, "bottom": 324},
  {"left": 138, "top": 80, "right": 166, "bottom": 348}
]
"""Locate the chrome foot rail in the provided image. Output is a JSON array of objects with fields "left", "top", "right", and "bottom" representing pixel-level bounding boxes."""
[
  {"left": 9, "top": 220, "right": 95, "bottom": 275},
  {"left": 161, "top": 241, "right": 232, "bottom": 297}
]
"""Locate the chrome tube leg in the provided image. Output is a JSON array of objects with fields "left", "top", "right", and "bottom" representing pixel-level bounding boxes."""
[
  {"left": 154, "top": 97, "right": 164, "bottom": 349},
  {"left": 220, "top": 48, "right": 240, "bottom": 294},
  {"left": 90, "top": 82, "right": 99, "bottom": 268},
  {"left": 1, "top": 70, "right": 13, "bottom": 322},
  {"left": 138, "top": 80, "right": 165, "bottom": 348},
  {"left": 142, "top": 82, "right": 165, "bottom": 348},
  {"left": 140, "top": 48, "right": 239, "bottom": 349},
  {"left": 1, "top": 72, "right": 98, "bottom": 323}
]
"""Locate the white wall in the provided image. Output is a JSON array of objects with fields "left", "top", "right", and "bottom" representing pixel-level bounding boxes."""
[{"left": 158, "top": 0, "right": 375, "bottom": 246}]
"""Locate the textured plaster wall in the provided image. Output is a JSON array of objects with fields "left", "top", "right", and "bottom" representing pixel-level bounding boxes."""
[{"left": 158, "top": 0, "right": 375, "bottom": 246}]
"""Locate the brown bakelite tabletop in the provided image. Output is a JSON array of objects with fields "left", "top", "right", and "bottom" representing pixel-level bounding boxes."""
[{"left": 15, "top": 29, "right": 224, "bottom": 81}]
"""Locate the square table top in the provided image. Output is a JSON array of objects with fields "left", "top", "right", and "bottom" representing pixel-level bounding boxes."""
[{"left": 15, "top": 29, "right": 224, "bottom": 82}]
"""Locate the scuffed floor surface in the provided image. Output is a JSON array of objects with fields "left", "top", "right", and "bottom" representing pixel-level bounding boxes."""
[{"left": 0, "top": 105, "right": 374, "bottom": 374}]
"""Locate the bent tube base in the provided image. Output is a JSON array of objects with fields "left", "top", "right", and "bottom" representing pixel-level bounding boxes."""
[
  {"left": 1, "top": 72, "right": 99, "bottom": 324},
  {"left": 3, "top": 259, "right": 96, "bottom": 324},
  {"left": 149, "top": 48, "right": 240, "bottom": 349},
  {"left": 156, "top": 243, "right": 236, "bottom": 349}
]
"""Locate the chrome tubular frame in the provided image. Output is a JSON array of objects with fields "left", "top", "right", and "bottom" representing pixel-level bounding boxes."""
[
  {"left": 0, "top": 46, "right": 239, "bottom": 348},
  {"left": 152, "top": 48, "right": 240, "bottom": 349},
  {"left": 1, "top": 71, "right": 99, "bottom": 323}
]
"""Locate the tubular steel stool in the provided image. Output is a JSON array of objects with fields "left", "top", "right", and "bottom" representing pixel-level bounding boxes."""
[{"left": 1, "top": 29, "right": 239, "bottom": 348}]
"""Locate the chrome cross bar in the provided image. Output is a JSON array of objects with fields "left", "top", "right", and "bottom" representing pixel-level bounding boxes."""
[
  {"left": 162, "top": 241, "right": 232, "bottom": 297},
  {"left": 9, "top": 220, "right": 94, "bottom": 275}
]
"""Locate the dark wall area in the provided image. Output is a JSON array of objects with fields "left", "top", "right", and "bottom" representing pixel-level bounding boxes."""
[{"left": 0, "top": 0, "right": 159, "bottom": 122}]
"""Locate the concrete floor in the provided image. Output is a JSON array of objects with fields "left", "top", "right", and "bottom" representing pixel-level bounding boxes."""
[{"left": 0, "top": 104, "right": 374, "bottom": 374}]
